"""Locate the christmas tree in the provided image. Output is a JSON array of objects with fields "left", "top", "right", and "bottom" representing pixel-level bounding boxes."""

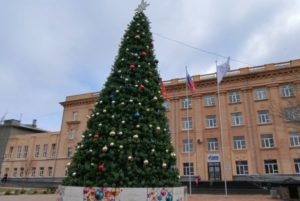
[{"left": 63, "top": 1, "right": 180, "bottom": 187}]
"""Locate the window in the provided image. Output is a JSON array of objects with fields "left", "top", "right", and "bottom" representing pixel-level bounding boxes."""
[
  {"left": 9, "top": 146, "right": 13, "bottom": 158},
  {"left": 258, "top": 110, "right": 271, "bottom": 124},
  {"left": 182, "top": 98, "right": 192, "bottom": 109},
  {"left": 183, "top": 139, "right": 193, "bottom": 153},
  {"left": 35, "top": 145, "right": 40, "bottom": 158},
  {"left": 229, "top": 91, "right": 241, "bottom": 104},
  {"left": 281, "top": 84, "right": 294, "bottom": 97},
  {"left": 236, "top": 160, "right": 249, "bottom": 175},
  {"left": 264, "top": 160, "right": 279, "bottom": 174},
  {"left": 206, "top": 115, "right": 217, "bottom": 128},
  {"left": 39, "top": 167, "right": 44, "bottom": 177},
  {"left": 182, "top": 117, "right": 192, "bottom": 130},
  {"left": 284, "top": 107, "right": 300, "bottom": 122},
  {"left": 208, "top": 138, "right": 219, "bottom": 151},
  {"left": 17, "top": 146, "right": 22, "bottom": 158},
  {"left": 163, "top": 102, "right": 170, "bottom": 111},
  {"left": 13, "top": 168, "right": 17, "bottom": 177},
  {"left": 261, "top": 134, "right": 274, "bottom": 148},
  {"left": 23, "top": 145, "right": 28, "bottom": 158},
  {"left": 68, "top": 129, "right": 76, "bottom": 139},
  {"left": 290, "top": 132, "right": 300, "bottom": 147},
  {"left": 231, "top": 112, "right": 244, "bottom": 126},
  {"left": 255, "top": 88, "right": 267, "bottom": 100},
  {"left": 31, "top": 167, "right": 36, "bottom": 177},
  {"left": 48, "top": 167, "right": 53, "bottom": 177},
  {"left": 65, "top": 166, "right": 68, "bottom": 177},
  {"left": 294, "top": 159, "right": 300, "bottom": 174},
  {"left": 233, "top": 136, "right": 246, "bottom": 150},
  {"left": 43, "top": 144, "right": 48, "bottom": 157},
  {"left": 183, "top": 163, "right": 194, "bottom": 176},
  {"left": 72, "top": 111, "right": 78, "bottom": 121},
  {"left": 204, "top": 95, "right": 215, "bottom": 106},
  {"left": 20, "top": 168, "right": 24, "bottom": 177},
  {"left": 67, "top": 147, "right": 73, "bottom": 158},
  {"left": 51, "top": 144, "right": 56, "bottom": 158}
]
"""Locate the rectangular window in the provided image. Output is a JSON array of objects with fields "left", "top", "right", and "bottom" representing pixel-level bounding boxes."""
[
  {"left": 294, "top": 159, "right": 300, "bottom": 174},
  {"left": 204, "top": 95, "right": 215, "bottom": 107},
  {"left": 290, "top": 133, "right": 300, "bottom": 147},
  {"left": 39, "top": 167, "right": 44, "bottom": 177},
  {"left": 258, "top": 110, "right": 271, "bottom": 124},
  {"left": 48, "top": 167, "right": 53, "bottom": 177},
  {"left": 208, "top": 138, "right": 219, "bottom": 151},
  {"left": 206, "top": 115, "right": 217, "bottom": 128},
  {"left": 183, "top": 163, "right": 194, "bottom": 176},
  {"left": 35, "top": 145, "right": 40, "bottom": 158},
  {"left": 72, "top": 111, "right": 78, "bottom": 121},
  {"left": 182, "top": 117, "right": 192, "bottom": 130},
  {"left": 43, "top": 144, "right": 48, "bottom": 157},
  {"left": 23, "top": 145, "right": 28, "bottom": 158},
  {"left": 68, "top": 129, "right": 76, "bottom": 140},
  {"left": 255, "top": 88, "right": 267, "bottom": 100},
  {"left": 229, "top": 91, "right": 241, "bottom": 104},
  {"left": 183, "top": 139, "right": 193, "bottom": 153},
  {"left": 231, "top": 112, "right": 244, "bottom": 126},
  {"left": 51, "top": 144, "right": 56, "bottom": 158},
  {"left": 182, "top": 98, "right": 192, "bottom": 109},
  {"left": 233, "top": 136, "right": 246, "bottom": 150},
  {"left": 236, "top": 160, "right": 249, "bottom": 175},
  {"left": 284, "top": 107, "right": 300, "bottom": 122},
  {"left": 264, "top": 159, "right": 279, "bottom": 174},
  {"left": 20, "top": 168, "right": 24, "bottom": 177},
  {"left": 261, "top": 134, "right": 274, "bottom": 148},
  {"left": 67, "top": 147, "right": 73, "bottom": 158},
  {"left": 13, "top": 168, "right": 17, "bottom": 177},
  {"left": 31, "top": 167, "right": 36, "bottom": 177},
  {"left": 163, "top": 102, "right": 170, "bottom": 111},
  {"left": 281, "top": 84, "right": 294, "bottom": 97},
  {"left": 9, "top": 146, "right": 13, "bottom": 158},
  {"left": 17, "top": 146, "right": 22, "bottom": 158}
]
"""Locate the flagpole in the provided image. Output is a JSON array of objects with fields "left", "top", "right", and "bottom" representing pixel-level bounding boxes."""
[
  {"left": 216, "top": 61, "right": 228, "bottom": 196},
  {"left": 185, "top": 66, "right": 192, "bottom": 195}
]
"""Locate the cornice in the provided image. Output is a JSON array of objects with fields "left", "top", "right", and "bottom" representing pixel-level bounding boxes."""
[{"left": 60, "top": 97, "right": 97, "bottom": 108}]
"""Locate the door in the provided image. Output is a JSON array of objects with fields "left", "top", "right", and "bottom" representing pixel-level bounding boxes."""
[{"left": 208, "top": 162, "right": 221, "bottom": 181}]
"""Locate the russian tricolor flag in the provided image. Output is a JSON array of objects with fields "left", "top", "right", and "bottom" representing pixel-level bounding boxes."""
[{"left": 186, "top": 69, "right": 196, "bottom": 93}]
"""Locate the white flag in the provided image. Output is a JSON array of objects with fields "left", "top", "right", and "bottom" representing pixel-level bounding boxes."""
[{"left": 217, "top": 57, "right": 230, "bottom": 84}]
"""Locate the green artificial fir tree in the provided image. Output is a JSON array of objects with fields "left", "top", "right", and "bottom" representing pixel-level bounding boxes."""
[{"left": 63, "top": 1, "right": 180, "bottom": 187}]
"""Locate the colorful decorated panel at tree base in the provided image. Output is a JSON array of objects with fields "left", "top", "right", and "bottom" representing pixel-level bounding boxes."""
[{"left": 58, "top": 186, "right": 186, "bottom": 201}]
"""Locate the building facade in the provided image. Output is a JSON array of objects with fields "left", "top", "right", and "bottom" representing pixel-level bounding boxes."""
[{"left": 1, "top": 59, "right": 300, "bottom": 185}]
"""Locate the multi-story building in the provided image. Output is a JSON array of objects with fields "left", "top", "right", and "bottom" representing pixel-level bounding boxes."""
[{"left": 1, "top": 59, "right": 300, "bottom": 187}]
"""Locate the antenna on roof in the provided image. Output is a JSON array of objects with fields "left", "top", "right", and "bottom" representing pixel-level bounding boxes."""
[{"left": 0, "top": 112, "right": 7, "bottom": 125}]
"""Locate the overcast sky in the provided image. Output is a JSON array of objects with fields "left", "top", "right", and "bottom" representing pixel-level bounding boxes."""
[{"left": 1, "top": 0, "right": 300, "bottom": 131}]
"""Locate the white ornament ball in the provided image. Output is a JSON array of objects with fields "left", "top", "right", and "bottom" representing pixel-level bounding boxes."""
[
  {"left": 103, "top": 109, "right": 106, "bottom": 113},
  {"left": 80, "top": 144, "right": 84, "bottom": 148},
  {"left": 144, "top": 159, "right": 149, "bottom": 165},
  {"left": 118, "top": 131, "right": 123, "bottom": 135},
  {"left": 162, "top": 162, "right": 167, "bottom": 168},
  {"left": 164, "top": 128, "right": 167, "bottom": 131},
  {"left": 89, "top": 149, "right": 93, "bottom": 152},
  {"left": 153, "top": 96, "right": 158, "bottom": 100},
  {"left": 102, "top": 146, "right": 108, "bottom": 152},
  {"left": 121, "top": 120, "right": 125, "bottom": 124},
  {"left": 100, "top": 101, "right": 103, "bottom": 104},
  {"left": 156, "top": 126, "right": 161, "bottom": 130},
  {"left": 91, "top": 163, "right": 95, "bottom": 166},
  {"left": 116, "top": 89, "right": 119, "bottom": 93},
  {"left": 112, "top": 101, "right": 115, "bottom": 104},
  {"left": 129, "top": 99, "right": 133, "bottom": 102},
  {"left": 151, "top": 148, "right": 155, "bottom": 153},
  {"left": 149, "top": 124, "right": 153, "bottom": 128},
  {"left": 135, "top": 84, "right": 138, "bottom": 87},
  {"left": 67, "top": 162, "right": 71, "bottom": 166},
  {"left": 119, "top": 145, "right": 124, "bottom": 149},
  {"left": 111, "top": 115, "right": 115, "bottom": 118},
  {"left": 136, "top": 124, "right": 140, "bottom": 128},
  {"left": 89, "top": 133, "right": 92, "bottom": 137},
  {"left": 96, "top": 112, "right": 99, "bottom": 115},
  {"left": 138, "top": 102, "right": 142, "bottom": 105},
  {"left": 110, "top": 142, "right": 114, "bottom": 147},
  {"left": 109, "top": 131, "right": 116, "bottom": 136},
  {"left": 133, "top": 134, "right": 139, "bottom": 139},
  {"left": 98, "top": 123, "right": 102, "bottom": 126},
  {"left": 121, "top": 102, "right": 125, "bottom": 105},
  {"left": 72, "top": 172, "right": 76, "bottom": 176},
  {"left": 82, "top": 135, "right": 85, "bottom": 138},
  {"left": 118, "top": 70, "right": 122, "bottom": 73},
  {"left": 171, "top": 152, "right": 176, "bottom": 157},
  {"left": 166, "top": 149, "right": 169, "bottom": 153},
  {"left": 146, "top": 108, "right": 150, "bottom": 111},
  {"left": 128, "top": 156, "right": 133, "bottom": 160}
]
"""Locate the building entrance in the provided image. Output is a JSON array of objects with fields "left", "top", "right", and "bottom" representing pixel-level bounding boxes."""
[{"left": 208, "top": 162, "right": 221, "bottom": 181}]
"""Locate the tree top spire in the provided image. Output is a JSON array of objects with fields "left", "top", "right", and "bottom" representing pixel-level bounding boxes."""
[{"left": 135, "top": 0, "right": 150, "bottom": 13}]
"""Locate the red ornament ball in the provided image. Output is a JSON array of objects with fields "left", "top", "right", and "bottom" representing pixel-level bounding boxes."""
[
  {"left": 94, "top": 133, "right": 100, "bottom": 140},
  {"left": 129, "top": 64, "right": 136, "bottom": 71},
  {"left": 140, "top": 51, "right": 147, "bottom": 58},
  {"left": 139, "top": 84, "right": 145, "bottom": 91},
  {"left": 98, "top": 164, "right": 105, "bottom": 172}
]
